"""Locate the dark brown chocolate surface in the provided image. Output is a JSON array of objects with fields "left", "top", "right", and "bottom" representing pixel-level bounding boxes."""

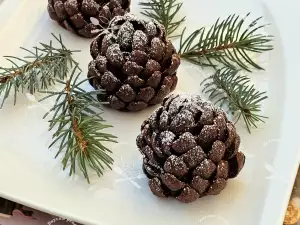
[
  {"left": 47, "top": 0, "right": 131, "bottom": 38},
  {"left": 88, "top": 14, "right": 180, "bottom": 111},
  {"left": 137, "top": 94, "right": 245, "bottom": 203}
]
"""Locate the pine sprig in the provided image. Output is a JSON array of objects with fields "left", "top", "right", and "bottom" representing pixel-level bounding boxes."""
[
  {"left": 179, "top": 13, "right": 274, "bottom": 72},
  {"left": 0, "top": 34, "right": 79, "bottom": 107},
  {"left": 201, "top": 68, "right": 267, "bottom": 132},
  {"left": 139, "top": 0, "right": 185, "bottom": 37},
  {"left": 40, "top": 66, "right": 117, "bottom": 183}
]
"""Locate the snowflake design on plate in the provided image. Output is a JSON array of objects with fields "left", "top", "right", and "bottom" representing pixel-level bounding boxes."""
[
  {"left": 261, "top": 138, "right": 290, "bottom": 183},
  {"left": 112, "top": 143, "right": 146, "bottom": 189},
  {"left": 265, "top": 163, "right": 289, "bottom": 183},
  {"left": 26, "top": 93, "right": 52, "bottom": 111},
  {"left": 186, "top": 201, "right": 230, "bottom": 225},
  {"left": 198, "top": 214, "right": 230, "bottom": 225},
  {"left": 262, "top": 138, "right": 281, "bottom": 148}
]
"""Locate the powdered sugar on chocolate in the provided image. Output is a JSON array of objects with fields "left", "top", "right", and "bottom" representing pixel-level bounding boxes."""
[
  {"left": 117, "top": 21, "right": 134, "bottom": 49},
  {"left": 160, "top": 131, "right": 176, "bottom": 145},
  {"left": 145, "top": 21, "right": 157, "bottom": 37},
  {"left": 81, "top": 0, "right": 100, "bottom": 15},
  {"left": 137, "top": 93, "right": 245, "bottom": 203},
  {"left": 64, "top": 0, "right": 79, "bottom": 15},
  {"left": 111, "top": 14, "right": 143, "bottom": 28},
  {"left": 106, "top": 44, "right": 124, "bottom": 66},
  {"left": 133, "top": 30, "right": 148, "bottom": 51}
]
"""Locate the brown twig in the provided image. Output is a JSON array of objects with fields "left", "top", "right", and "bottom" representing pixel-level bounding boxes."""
[
  {"left": 179, "top": 43, "right": 235, "bottom": 57},
  {"left": 0, "top": 60, "right": 43, "bottom": 84},
  {"left": 65, "top": 79, "right": 88, "bottom": 155},
  {"left": 0, "top": 70, "right": 22, "bottom": 83}
]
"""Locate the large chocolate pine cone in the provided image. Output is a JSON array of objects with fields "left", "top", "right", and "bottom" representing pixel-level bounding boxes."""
[
  {"left": 47, "top": 0, "right": 130, "bottom": 38},
  {"left": 136, "top": 94, "right": 246, "bottom": 203},
  {"left": 88, "top": 14, "right": 180, "bottom": 111}
]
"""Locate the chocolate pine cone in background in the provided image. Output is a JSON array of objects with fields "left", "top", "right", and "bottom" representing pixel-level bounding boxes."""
[
  {"left": 136, "top": 94, "right": 245, "bottom": 203},
  {"left": 47, "top": 0, "right": 131, "bottom": 38},
  {"left": 88, "top": 14, "right": 180, "bottom": 111}
]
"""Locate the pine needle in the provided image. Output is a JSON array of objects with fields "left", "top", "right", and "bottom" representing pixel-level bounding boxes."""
[
  {"left": 139, "top": 0, "right": 185, "bottom": 37},
  {"left": 0, "top": 33, "right": 79, "bottom": 107},
  {"left": 179, "top": 13, "right": 274, "bottom": 72},
  {"left": 40, "top": 65, "right": 117, "bottom": 183},
  {"left": 201, "top": 68, "right": 268, "bottom": 132}
]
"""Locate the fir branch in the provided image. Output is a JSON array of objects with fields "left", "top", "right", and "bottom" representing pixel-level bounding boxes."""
[
  {"left": 139, "top": 0, "right": 185, "bottom": 37},
  {"left": 201, "top": 68, "right": 267, "bottom": 132},
  {"left": 0, "top": 33, "right": 79, "bottom": 108},
  {"left": 40, "top": 66, "right": 117, "bottom": 183},
  {"left": 179, "top": 13, "right": 274, "bottom": 72}
]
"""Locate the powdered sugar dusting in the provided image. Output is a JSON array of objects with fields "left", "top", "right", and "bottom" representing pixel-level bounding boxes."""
[
  {"left": 169, "top": 109, "right": 195, "bottom": 135},
  {"left": 111, "top": 14, "right": 142, "bottom": 28},
  {"left": 123, "top": 13, "right": 140, "bottom": 22},
  {"left": 201, "top": 159, "right": 215, "bottom": 171},
  {"left": 96, "top": 54, "right": 107, "bottom": 64},
  {"left": 182, "top": 146, "right": 206, "bottom": 169},
  {"left": 81, "top": 0, "right": 100, "bottom": 12},
  {"left": 132, "top": 30, "right": 148, "bottom": 50},
  {"left": 172, "top": 132, "right": 197, "bottom": 153},
  {"left": 164, "top": 156, "right": 189, "bottom": 177},
  {"left": 150, "top": 37, "right": 165, "bottom": 60},
  {"left": 117, "top": 21, "right": 134, "bottom": 49},
  {"left": 165, "top": 94, "right": 215, "bottom": 117},
  {"left": 65, "top": 0, "right": 78, "bottom": 10},
  {"left": 106, "top": 43, "right": 124, "bottom": 66},
  {"left": 149, "top": 177, "right": 166, "bottom": 197},
  {"left": 193, "top": 159, "right": 216, "bottom": 179},
  {"left": 136, "top": 93, "right": 243, "bottom": 202},
  {"left": 160, "top": 131, "right": 176, "bottom": 145},
  {"left": 146, "top": 21, "right": 157, "bottom": 37}
]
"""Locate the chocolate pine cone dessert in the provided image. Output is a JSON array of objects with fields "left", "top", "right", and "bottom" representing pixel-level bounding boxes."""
[
  {"left": 136, "top": 94, "right": 245, "bottom": 203},
  {"left": 47, "top": 0, "right": 131, "bottom": 38},
  {"left": 88, "top": 14, "right": 180, "bottom": 111}
]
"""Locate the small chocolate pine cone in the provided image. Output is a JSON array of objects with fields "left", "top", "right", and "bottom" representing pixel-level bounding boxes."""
[
  {"left": 88, "top": 14, "right": 180, "bottom": 111},
  {"left": 47, "top": 0, "right": 131, "bottom": 38},
  {"left": 136, "top": 94, "right": 246, "bottom": 203}
]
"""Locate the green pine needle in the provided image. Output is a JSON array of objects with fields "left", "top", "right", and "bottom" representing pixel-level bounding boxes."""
[
  {"left": 0, "top": 33, "right": 79, "bottom": 108},
  {"left": 179, "top": 13, "right": 274, "bottom": 72},
  {"left": 139, "top": 0, "right": 185, "bottom": 37},
  {"left": 201, "top": 68, "right": 268, "bottom": 132},
  {"left": 40, "top": 66, "right": 117, "bottom": 183}
]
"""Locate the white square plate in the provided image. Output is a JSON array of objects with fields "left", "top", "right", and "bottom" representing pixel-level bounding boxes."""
[{"left": 0, "top": 0, "right": 299, "bottom": 225}]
